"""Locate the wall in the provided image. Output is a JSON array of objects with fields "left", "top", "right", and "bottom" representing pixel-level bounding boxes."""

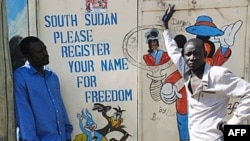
[
  {"left": 38, "top": 0, "right": 138, "bottom": 141},
  {"left": 140, "top": 0, "right": 249, "bottom": 140},
  {"left": 5, "top": 0, "right": 250, "bottom": 141},
  {"left": 0, "top": 0, "right": 15, "bottom": 140}
]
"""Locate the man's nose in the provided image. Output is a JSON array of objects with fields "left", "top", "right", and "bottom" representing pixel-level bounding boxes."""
[{"left": 43, "top": 50, "right": 48, "bottom": 56}]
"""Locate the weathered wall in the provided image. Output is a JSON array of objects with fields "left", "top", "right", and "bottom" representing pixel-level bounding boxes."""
[
  {"left": 0, "top": 0, "right": 16, "bottom": 140},
  {"left": 3, "top": 0, "right": 250, "bottom": 141}
]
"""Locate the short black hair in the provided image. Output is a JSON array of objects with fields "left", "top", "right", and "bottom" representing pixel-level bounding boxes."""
[
  {"left": 182, "top": 38, "right": 205, "bottom": 56},
  {"left": 184, "top": 38, "right": 204, "bottom": 50},
  {"left": 19, "top": 36, "right": 41, "bottom": 55}
]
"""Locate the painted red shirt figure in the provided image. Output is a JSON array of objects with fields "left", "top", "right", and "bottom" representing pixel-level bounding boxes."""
[{"left": 143, "top": 28, "right": 170, "bottom": 66}]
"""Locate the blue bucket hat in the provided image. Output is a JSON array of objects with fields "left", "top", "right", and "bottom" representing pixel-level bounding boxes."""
[{"left": 186, "top": 15, "right": 224, "bottom": 36}]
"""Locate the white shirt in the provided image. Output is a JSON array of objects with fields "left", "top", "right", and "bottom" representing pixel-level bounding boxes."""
[{"left": 163, "top": 29, "right": 250, "bottom": 141}]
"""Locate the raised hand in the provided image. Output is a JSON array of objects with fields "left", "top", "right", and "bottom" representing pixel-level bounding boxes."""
[{"left": 162, "top": 4, "right": 176, "bottom": 29}]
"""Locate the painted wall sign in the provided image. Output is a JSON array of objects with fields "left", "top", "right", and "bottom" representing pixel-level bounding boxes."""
[
  {"left": 38, "top": 0, "right": 138, "bottom": 140},
  {"left": 6, "top": 0, "right": 249, "bottom": 141}
]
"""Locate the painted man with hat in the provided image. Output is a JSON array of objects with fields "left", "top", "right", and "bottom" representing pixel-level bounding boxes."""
[{"left": 186, "top": 15, "right": 242, "bottom": 66}]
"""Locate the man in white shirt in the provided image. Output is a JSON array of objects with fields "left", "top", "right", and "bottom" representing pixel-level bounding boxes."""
[{"left": 162, "top": 4, "right": 250, "bottom": 141}]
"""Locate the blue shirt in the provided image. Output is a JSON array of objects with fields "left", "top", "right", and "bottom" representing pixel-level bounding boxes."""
[{"left": 14, "top": 63, "right": 73, "bottom": 141}]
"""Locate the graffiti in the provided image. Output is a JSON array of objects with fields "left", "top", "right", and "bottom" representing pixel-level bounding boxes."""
[
  {"left": 158, "top": 106, "right": 176, "bottom": 116},
  {"left": 171, "top": 18, "right": 192, "bottom": 32},
  {"left": 156, "top": 0, "right": 183, "bottom": 9},
  {"left": 74, "top": 103, "right": 131, "bottom": 141},
  {"left": 150, "top": 106, "right": 176, "bottom": 121},
  {"left": 227, "top": 101, "right": 239, "bottom": 115},
  {"left": 150, "top": 112, "right": 161, "bottom": 121}
]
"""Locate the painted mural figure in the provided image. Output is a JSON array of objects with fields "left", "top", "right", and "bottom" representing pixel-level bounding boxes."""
[
  {"left": 185, "top": 15, "right": 242, "bottom": 66},
  {"left": 76, "top": 108, "right": 106, "bottom": 141},
  {"left": 160, "top": 35, "right": 189, "bottom": 141},
  {"left": 143, "top": 28, "right": 189, "bottom": 141},
  {"left": 143, "top": 28, "right": 170, "bottom": 66},
  {"left": 93, "top": 103, "right": 131, "bottom": 141},
  {"left": 74, "top": 103, "right": 131, "bottom": 141},
  {"left": 85, "top": 0, "right": 108, "bottom": 13}
]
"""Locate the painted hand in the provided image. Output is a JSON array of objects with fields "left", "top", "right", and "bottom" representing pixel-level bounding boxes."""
[
  {"left": 161, "top": 83, "right": 182, "bottom": 104},
  {"left": 162, "top": 4, "right": 176, "bottom": 29},
  {"left": 213, "top": 20, "right": 242, "bottom": 47}
]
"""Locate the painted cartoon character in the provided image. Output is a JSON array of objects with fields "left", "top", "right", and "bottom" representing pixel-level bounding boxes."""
[
  {"left": 74, "top": 108, "right": 107, "bottom": 141},
  {"left": 143, "top": 28, "right": 170, "bottom": 66},
  {"left": 143, "top": 28, "right": 189, "bottom": 141},
  {"left": 160, "top": 34, "right": 189, "bottom": 141},
  {"left": 93, "top": 103, "right": 131, "bottom": 141},
  {"left": 186, "top": 15, "right": 242, "bottom": 66}
]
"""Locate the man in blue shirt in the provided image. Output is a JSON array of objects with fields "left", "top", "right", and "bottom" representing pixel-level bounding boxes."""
[{"left": 14, "top": 36, "right": 73, "bottom": 141}]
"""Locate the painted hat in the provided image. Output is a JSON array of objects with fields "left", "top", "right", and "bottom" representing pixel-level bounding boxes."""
[{"left": 186, "top": 15, "right": 224, "bottom": 36}]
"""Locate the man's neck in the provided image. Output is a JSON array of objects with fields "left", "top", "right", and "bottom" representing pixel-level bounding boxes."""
[
  {"left": 191, "top": 63, "right": 206, "bottom": 79},
  {"left": 30, "top": 63, "right": 45, "bottom": 76}
]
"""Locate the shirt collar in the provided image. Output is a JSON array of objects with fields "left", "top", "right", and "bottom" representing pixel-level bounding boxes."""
[
  {"left": 25, "top": 61, "right": 52, "bottom": 77},
  {"left": 184, "top": 63, "right": 211, "bottom": 85},
  {"left": 202, "top": 63, "right": 211, "bottom": 89}
]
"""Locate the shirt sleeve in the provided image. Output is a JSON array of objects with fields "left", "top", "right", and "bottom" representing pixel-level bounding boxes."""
[
  {"left": 213, "top": 68, "right": 250, "bottom": 124},
  {"left": 162, "top": 29, "right": 188, "bottom": 76},
  {"left": 14, "top": 71, "right": 39, "bottom": 141},
  {"left": 228, "top": 76, "right": 250, "bottom": 124}
]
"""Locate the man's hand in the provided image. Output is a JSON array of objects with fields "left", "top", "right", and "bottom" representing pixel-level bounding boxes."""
[
  {"left": 217, "top": 121, "right": 227, "bottom": 132},
  {"left": 162, "top": 4, "right": 176, "bottom": 29}
]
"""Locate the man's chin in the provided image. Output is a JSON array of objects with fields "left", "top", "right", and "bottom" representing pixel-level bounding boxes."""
[
  {"left": 44, "top": 61, "right": 49, "bottom": 65},
  {"left": 188, "top": 66, "right": 199, "bottom": 71}
]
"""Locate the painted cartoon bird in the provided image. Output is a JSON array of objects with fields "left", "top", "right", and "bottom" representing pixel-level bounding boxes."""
[{"left": 93, "top": 103, "right": 131, "bottom": 141}]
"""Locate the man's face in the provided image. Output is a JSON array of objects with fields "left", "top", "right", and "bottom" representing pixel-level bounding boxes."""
[
  {"left": 27, "top": 41, "right": 49, "bottom": 67},
  {"left": 183, "top": 40, "right": 205, "bottom": 71}
]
